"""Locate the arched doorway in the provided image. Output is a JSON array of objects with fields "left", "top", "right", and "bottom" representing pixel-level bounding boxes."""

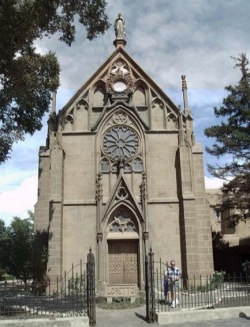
[{"left": 106, "top": 207, "right": 140, "bottom": 287}]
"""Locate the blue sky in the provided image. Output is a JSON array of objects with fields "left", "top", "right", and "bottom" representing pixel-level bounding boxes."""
[{"left": 1, "top": 0, "right": 250, "bottom": 225}]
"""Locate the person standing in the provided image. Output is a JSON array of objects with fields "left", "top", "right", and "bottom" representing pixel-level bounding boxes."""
[{"left": 165, "top": 260, "right": 181, "bottom": 308}]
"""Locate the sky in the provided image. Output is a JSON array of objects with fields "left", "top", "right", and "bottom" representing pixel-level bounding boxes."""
[{"left": 1, "top": 0, "right": 250, "bottom": 226}]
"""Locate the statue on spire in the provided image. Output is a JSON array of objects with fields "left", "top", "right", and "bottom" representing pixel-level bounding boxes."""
[{"left": 114, "top": 13, "right": 126, "bottom": 39}]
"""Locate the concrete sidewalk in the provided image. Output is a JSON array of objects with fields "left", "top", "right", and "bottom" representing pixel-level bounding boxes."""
[{"left": 96, "top": 305, "right": 250, "bottom": 326}]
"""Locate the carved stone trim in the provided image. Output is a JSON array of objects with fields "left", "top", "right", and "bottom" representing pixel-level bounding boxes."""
[
  {"left": 97, "top": 232, "right": 103, "bottom": 242},
  {"left": 95, "top": 173, "right": 103, "bottom": 202},
  {"left": 143, "top": 231, "right": 149, "bottom": 240}
]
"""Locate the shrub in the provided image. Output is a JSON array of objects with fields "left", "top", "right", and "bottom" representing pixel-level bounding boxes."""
[{"left": 211, "top": 271, "right": 226, "bottom": 288}]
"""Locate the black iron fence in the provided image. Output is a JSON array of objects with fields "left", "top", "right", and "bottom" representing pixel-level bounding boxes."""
[
  {"left": 0, "top": 249, "right": 96, "bottom": 326},
  {"left": 146, "top": 248, "right": 250, "bottom": 322}
]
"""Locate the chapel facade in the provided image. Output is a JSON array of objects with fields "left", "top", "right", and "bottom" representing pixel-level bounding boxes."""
[{"left": 35, "top": 16, "right": 214, "bottom": 296}]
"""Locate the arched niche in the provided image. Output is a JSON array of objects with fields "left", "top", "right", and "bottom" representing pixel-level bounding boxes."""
[
  {"left": 166, "top": 112, "right": 178, "bottom": 130},
  {"left": 93, "top": 86, "right": 105, "bottom": 107},
  {"left": 107, "top": 206, "right": 139, "bottom": 240},
  {"left": 100, "top": 157, "right": 110, "bottom": 173},
  {"left": 151, "top": 97, "right": 165, "bottom": 129},
  {"left": 134, "top": 86, "right": 146, "bottom": 106}
]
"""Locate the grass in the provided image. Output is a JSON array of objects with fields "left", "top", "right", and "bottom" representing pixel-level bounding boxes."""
[{"left": 96, "top": 296, "right": 145, "bottom": 309}]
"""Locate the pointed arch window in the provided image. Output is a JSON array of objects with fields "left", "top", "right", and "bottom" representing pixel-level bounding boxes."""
[
  {"left": 124, "top": 163, "right": 132, "bottom": 173},
  {"left": 102, "top": 125, "right": 139, "bottom": 161},
  {"left": 133, "top": 157, "right": 143, "bottom": 172},
  {"left": 100, "top": 158, "right": 110, "bottom": 173},
  {"left": 108, "top": 208, "right": 138, "bottom": 234}
]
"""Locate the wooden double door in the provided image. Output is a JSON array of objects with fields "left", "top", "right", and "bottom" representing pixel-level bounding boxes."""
[{"left": 108, "top": 240, "right": 139, "bottom": 285}]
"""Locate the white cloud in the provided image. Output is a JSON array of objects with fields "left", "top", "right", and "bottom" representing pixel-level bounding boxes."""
[
  {"left": 0, "top": 175, "right": 38, "bottom": 226},
  {"left": 1, "top": 0, "right": 250, "bottom": 224},
  {"left": 205, "top": 176, "right": 224, "bottom": 189}
]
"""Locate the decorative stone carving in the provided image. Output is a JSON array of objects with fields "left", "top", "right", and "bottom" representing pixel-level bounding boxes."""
[
  {"left": 140, "top": 171, "right": 148, "bottom": 201},
  {"left": 167, "top": 112, "right": 178, "bottom": 129},
  {"left": 106, "top": 60, "right": 134, "bottom": 102},
  {"left": 109, "top": 215, "right": 136, "bottom": 233},
  {"left": 65, "top": 113, "right": 74, "bottom": 124},
  {"left": 95, "top": 173, "right": 103, "bottom": 202},
  {"left": 102, "top": 125, "right": 139, "bottom": 161},
  {"left": 181, "top": 75, "right": 187, "bottom": 91},
  {"left": 143, "top": 231, "right": 149, "bottom": 240},
  {"left": 116, "top": 187, "right": 128, "bottom": 200},
  {"left": 113, "top": 111, "right": 128, "bottom": 124},
  {"left": 114, "top": 13, "right": 126, "bottom": 39},
  {"left": 97, "top": 232, "right": 103, "bottom": 242},
  {"left": 76, "top": 98, "right": 89, "bottom": 111},
  {"left": 152, "top": 98, "right": 164, "bottom": 109},
  {"left": 111, "top": 60, "right": 129, "bottom": 76}
]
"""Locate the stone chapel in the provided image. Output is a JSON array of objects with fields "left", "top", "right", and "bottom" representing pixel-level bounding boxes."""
[{"left": 34, "top": 15, "right": 214, "bottom": 297}]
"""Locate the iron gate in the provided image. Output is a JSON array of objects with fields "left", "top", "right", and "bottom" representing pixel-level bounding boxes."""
[{"left": 0, "top": 248, "right": 96, "bottom": 326}]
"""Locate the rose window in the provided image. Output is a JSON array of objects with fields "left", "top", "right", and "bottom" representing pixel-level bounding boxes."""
[{"left": 102, "top": 126, "right": 139, "bottom": 161}]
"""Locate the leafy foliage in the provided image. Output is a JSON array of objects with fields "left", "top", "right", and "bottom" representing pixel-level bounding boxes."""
[
  {"left": 0, "top": 0, "right": 109, "bottom": 163},
  {"left": 0, "top": 211, "right": 51, "bottom": 285},
  {"left": 210, "top": 270, "right": 226, "bottom": 288},
  {"left": 205, "top": 54, "right": 250, "bottom": 224},
  {"left": 0, "top": 215, "right": 34, "bottom": 284},
  {"left": 211, "top": 230, "right": 229, "bottom": 249}
]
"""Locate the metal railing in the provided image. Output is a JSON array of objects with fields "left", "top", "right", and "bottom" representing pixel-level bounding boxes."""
[
  {"left": 0, "top": 249, "right": 96, "bottom": 326},
  {"left": 155, "top": 272, "right": 250, "bottom": 312},
  {"left": 145, "top": 248, "right": 250, "bottom": 321}
]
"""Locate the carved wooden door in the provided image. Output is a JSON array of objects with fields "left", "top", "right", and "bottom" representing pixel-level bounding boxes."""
[{"left": 109, "top": 240, "right": 138, "bottom": 285}]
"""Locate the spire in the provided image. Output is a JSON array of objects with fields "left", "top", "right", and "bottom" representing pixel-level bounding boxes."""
[
  {"left": 113, "top": 13, "right": 127, "bottom": 49},
  {"left": 181, "top": 75, "right": 189, "bottom": 114},
  {"left": 181, "top": 76, "right": 194, "bottom": 145}
]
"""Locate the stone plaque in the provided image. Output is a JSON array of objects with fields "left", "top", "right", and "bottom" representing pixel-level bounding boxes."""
[{"left": 106, "top": 284, "right": 137, "bottom": 297}]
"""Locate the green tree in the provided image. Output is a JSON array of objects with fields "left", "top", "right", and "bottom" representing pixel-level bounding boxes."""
[
  {"left": 0, "top": 0, "right": 109, "bottom": 163},
  {"left": 205, "top": 53, "right": 250, "bottom": 224},
  {"left": 0, "top": 219, "right": 7, "bottom": 279},
  {"left": 0, "top": 214, "right": 34, "bottom": 284}
]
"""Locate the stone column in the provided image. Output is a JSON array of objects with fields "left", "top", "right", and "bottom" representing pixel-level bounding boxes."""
[
  {"left": 96, "top": 173, "right": 103, "bottom": 292},
  {"left": 47, "top": 140, "right": 64, "bottom": 282}
]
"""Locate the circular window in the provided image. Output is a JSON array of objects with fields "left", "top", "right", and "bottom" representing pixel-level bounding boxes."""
[
  {"left": 102, "top": 126, "right": 139, "bottom": 160},
  {"left": 113, "top": 80, "right": 127, "bottom": 92}
]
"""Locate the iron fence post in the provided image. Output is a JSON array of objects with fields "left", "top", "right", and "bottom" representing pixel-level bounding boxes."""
[
  {"left": 145, "top": 247, "right": 156, "bottom": 323},
  {"left": 145, "top": 254, "right": 150, "bottom": 321},
  {"left": 87, "top": 248, "right": 96, "bottom": 326}
]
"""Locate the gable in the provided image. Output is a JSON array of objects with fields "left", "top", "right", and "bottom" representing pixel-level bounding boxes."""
[{"left": 58, "top": 47, "right": 182, "bottom": 133}]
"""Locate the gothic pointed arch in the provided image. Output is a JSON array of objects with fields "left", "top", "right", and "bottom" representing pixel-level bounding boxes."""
[
  {"left": 106, "top": 204, "right": 140, "bottom": 240},
  {"left": 151, "top": 97, "right": 165, "bottom": 129},
  {"left": 166, "top": 111, "right": 178, "bottom": 130},
  {"left": 176, "top": 138, "right": 194, "bottom": 194},
  {"left": 95, "top": 105, "right": 147, "bottom": 173},
  {"left": 101, "top": 174, "right": 145, "bottom": 227},
  {"left": 93, "top": 80, "right": 106, "bottom": 107},
  {"left": 61, "top": 98, "right": 89, "bottom": 131}
]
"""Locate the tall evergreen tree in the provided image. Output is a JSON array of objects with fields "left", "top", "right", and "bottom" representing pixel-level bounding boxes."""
[
  {"left": 205, "top": 53, "right": 250, "bottom": 224},
  {"left": 0, "top": 0, "right": 109, "bottom": 163}
]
